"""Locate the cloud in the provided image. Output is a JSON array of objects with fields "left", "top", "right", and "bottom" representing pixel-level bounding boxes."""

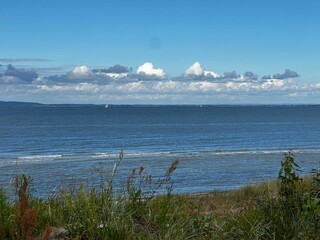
[
  {"left": 188, "top": 81, "right": 220, "bottom": 92},
  {"left": 185, "top": 62, "right": 204, "bottom": 76},
  {"left": 0, "top": 64, "right": 38, "bottom": 83},
  {"left": 3, "top": 77, "right": 317, "bottom": 104},
  {"left": 72, "top": 65, "right": 90, "bottom": 75},
  {"left": 243, "top": 71, "right": 258, "bottom": 81},
  {"left": 45, "top": 64, "right": 132, "bottom": 83},
  {"left": 2, "top": 63, "right": 316, "bottom": 104},
  {"left": 0, "top": 58, "right": 51, "bottom": 62},
  {"left": 153, "top": 80, "right": 184, "bottom": 93},
  {"left": 204, "top": 70, "right": 220, "bottom": 78},
  {"left": 182, "top": 65, "right": 250, "bottom": 82},
  {"left": 46, "top": 65, "right": 97, "bottom": 83},
  {"left": 91, "top": 65, "right": 131, "bottom": 79},
  {"left": 92, "top": 64, "right": 131, "bottom": 74},
  {"left": 184, "top": 62, "right": 220, "bottom": 82},
  {"left": 0, "top": 76, "right": 24, "bottom": 84},
  {"left": 262, "top": 69, "right": 299, "bottom": 80},
  {"left": 65, "top": 64, "right": 131, "bottom": 80},
  {"left": 261, "top": 79, "right": 286, "bottom": 89},
  {"left": 48, "top": 65, "right": 113, "bottom": 83},
  {"left": 118, "top": 81, "right": 146, "bottom": 93},
  {"left": 137, "top": 62, "right": 165, "bottom": 78},
  {"left": 75, "top": 83, "right": 100, "bottom": 93},
  {"left": 223, "top": 71, "right": 240, "bottom": 79}
]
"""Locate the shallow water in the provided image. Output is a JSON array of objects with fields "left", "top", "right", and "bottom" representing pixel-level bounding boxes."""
[{"left": 1, "top": 105, "right": 320, "bottom": 196}]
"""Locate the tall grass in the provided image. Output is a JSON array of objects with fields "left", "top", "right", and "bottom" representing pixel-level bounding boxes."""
[{"left": 0, "top": 151, "right": 319, "bottom": 239}]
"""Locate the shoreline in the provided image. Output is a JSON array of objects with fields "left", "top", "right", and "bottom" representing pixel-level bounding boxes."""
[
  {"left": 1, "top": 149, "right": 319, "bottom": 198},
  {"left": 1, "top": 100, "right": 320, "bottom": 108}
]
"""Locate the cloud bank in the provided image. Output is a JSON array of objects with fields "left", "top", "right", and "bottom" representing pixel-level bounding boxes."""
[
  {"left": 262, "top": 69, "right": 300, "bottom": 80},
  {"left": 0, "top": 62, "right": 318, "bottom": 104},
  {"left": 0, "top": 64, "right": 38, "bottom": 83}
]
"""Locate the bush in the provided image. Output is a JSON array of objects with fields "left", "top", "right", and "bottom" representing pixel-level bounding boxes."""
[{"left": 258, "top": 151, "right": 320, "bottom": 239}]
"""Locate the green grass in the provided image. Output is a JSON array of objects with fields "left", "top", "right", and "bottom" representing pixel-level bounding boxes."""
[{"left": 0, "top": 151, "right": 319, "bottom": 239}]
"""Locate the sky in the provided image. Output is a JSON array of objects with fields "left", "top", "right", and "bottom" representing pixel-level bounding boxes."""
[{"left": 0, "top": 0, "right": 320, "bottom": 104}]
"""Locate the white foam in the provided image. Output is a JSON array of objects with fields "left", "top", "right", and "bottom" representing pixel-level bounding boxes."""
[
  {"left": 18, "top": 154, "right": 62, "bottom": 160},
  {"left": 199, "top": 149, "right": 307, "bottom": 156},
  {"left": 16, "top": 154, "right": 63, "bottom": 163},
  {"left": 3, "top": 148, "right": 320, "bottom": 166},
  {"left": 93, "top": 151, "right": 174, "bottom": 158}
]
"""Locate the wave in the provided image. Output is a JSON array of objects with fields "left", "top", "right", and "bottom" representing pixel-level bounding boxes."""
[
  {"left": 198, "top": 148, "right": 320, "bottom": 156},
  {"left": 17, "top": 154, "right": 63, "bottom": 160},
  {"left": 1, "top": 148, "right": 320, "bottom": 166},
  {"left": 69, "top": 148, "right": 320, "bottom": 159},
  {"left": 93, "top": 151, "right": 174, "bottom": 158},
  {"left": 13, "top": 154, "right": 64, "bottom": 163}
]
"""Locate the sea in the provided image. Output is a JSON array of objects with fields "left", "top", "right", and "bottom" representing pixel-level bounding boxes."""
[{"left": 0, "top": 105, "right": 320, "bottom": 197}]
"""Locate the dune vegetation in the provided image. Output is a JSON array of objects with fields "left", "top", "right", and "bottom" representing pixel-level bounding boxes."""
[{"left": 0, "top": 151, "right": 319, "bottom": 239}]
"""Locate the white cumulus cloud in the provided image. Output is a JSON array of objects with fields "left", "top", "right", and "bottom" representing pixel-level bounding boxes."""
[
  {"left": 261, "top": 79, "right": 285, "bottom": 89},
  {"left": 137, "top": 62, "right": 165, "bottom": 78},
  {"left": 72, "top": 65, "right": 90, "bottom": 75},
  {"left": 204, "top": 70, "right": 219, "bottom": 78},
  {"left": 185, "top": 62, "right": 204, "bottom": 76},
  {"left": 186, "top": 62, "right": 219, "bottom": 78}
]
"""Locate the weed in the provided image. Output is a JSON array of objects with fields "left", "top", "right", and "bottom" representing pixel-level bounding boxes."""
[
  {"left": 14, "top": 174, "right": 37, "bottom": 240},
  {"left": 0, "top": 151, "right": 320, "bottom": 239}
]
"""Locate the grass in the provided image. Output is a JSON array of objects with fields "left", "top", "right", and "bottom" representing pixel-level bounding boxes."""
[{"left": 0, "top": 151, "right": 319, "bottom": 239}]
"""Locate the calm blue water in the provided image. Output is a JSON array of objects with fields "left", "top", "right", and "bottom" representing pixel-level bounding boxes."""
[{"left": 0, "top": 105, "right": 320, "bottom": 196}]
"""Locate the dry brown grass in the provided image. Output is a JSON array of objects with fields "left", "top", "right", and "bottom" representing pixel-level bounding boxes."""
[{"left": 177, "top": 181, "right": 278, "bottom": 218}]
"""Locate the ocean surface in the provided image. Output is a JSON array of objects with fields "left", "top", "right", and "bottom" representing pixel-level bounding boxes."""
[{"left": 0, "top": 105, "right": 320, "bottom": 196}]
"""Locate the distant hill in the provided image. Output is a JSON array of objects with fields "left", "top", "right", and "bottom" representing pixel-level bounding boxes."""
[
  {"left": 0, "top": 101, "right": 103, "bottom": 108},
  {"left": 0, "top": 101, "right": 45, "bottom": 107}
]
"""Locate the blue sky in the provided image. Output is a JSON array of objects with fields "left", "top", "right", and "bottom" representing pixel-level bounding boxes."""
[{"left": 0, "top": 0, "right": 320, "bottom": 104}]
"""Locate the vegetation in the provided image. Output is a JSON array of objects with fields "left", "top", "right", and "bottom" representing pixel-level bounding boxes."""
[{"left": 0, "top": 151, "right": 319, "bottom": 239}]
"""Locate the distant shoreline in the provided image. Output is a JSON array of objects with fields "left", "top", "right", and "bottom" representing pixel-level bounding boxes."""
[{"left": 1, "top": 100, "right": 319, "bottom": 108}]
